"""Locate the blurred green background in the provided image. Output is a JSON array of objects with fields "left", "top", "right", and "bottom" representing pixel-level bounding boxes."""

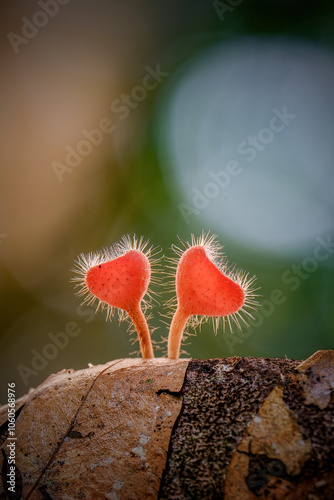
[{"left": 1, "top": 0, "right": 334, "bottom": 403}]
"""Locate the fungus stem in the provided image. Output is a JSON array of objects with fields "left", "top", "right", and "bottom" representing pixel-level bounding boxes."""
[
  {"left": 127, "top": 303, "right": 154, "bottom": 359},
  {"left": 168, "top": 307, "right": 189, "bottom": 360}
]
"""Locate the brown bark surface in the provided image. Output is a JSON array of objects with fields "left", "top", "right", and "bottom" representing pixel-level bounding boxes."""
[
  {"left": 0, "top": 350, "right": 333, "bottom": 500},
  {"left": 160, "top": 350, "right": 334, "bottom": 499}
]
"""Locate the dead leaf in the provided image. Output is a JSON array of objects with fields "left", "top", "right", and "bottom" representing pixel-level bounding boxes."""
[
  {"left": 245, "top": 386, "right": 312, "bottom": 475},
  {"left": 225, "top": 385, "right": 312, "bottom": 499},
  {"left": 297, "top": 349, "right": 334, "bottom": 410},
  {"left": 0, "top": 358, "right": 189, "bottom": 500},
  {"left": 0, "top": 392, "right": 32, "bottom": 429},
  {"left": 1, "top": 449, "right": 23, "bottom": 500}
]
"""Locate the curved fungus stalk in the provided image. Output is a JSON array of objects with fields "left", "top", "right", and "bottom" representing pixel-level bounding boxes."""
[
  {"left": 71, "top": 235, "right": 160, "bottom": 359},
  {"left": 167, "top": 232, "right": 260, "bottom": 360}
]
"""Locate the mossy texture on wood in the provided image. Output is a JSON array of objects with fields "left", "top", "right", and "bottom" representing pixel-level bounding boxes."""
[{"left": 160, "top": 351, "right": 334, "bottom": 499}]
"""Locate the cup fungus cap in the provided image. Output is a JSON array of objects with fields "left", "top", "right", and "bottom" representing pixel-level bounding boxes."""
[
  {"left": 176, "top": 245, "right": 245, "bottom": 318},
  {"left": 71, "top": 235, "right": 160, "bottom": 359},
  {"left": 167, "top": 232, "right": 260, "bottom": 359},
  {"left": 85, "top": 249, "right": 151, "bottom": 313}
]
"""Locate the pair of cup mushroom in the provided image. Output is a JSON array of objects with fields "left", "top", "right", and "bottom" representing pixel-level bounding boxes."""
[{"left": 72, "top": 234, "right": 258, "bottom": 360}]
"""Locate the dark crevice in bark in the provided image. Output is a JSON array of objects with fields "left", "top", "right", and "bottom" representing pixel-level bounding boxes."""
[{"left": 159, "top": 356, "right": 306, "bottom": 499}]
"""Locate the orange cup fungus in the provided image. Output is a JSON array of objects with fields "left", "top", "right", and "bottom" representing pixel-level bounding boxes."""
[
  {"left": 72, "top": 235, "right": 159, "bottom": 359},
  {"left": 167, "top": 233, "right": 259, "bottom": 360}
]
